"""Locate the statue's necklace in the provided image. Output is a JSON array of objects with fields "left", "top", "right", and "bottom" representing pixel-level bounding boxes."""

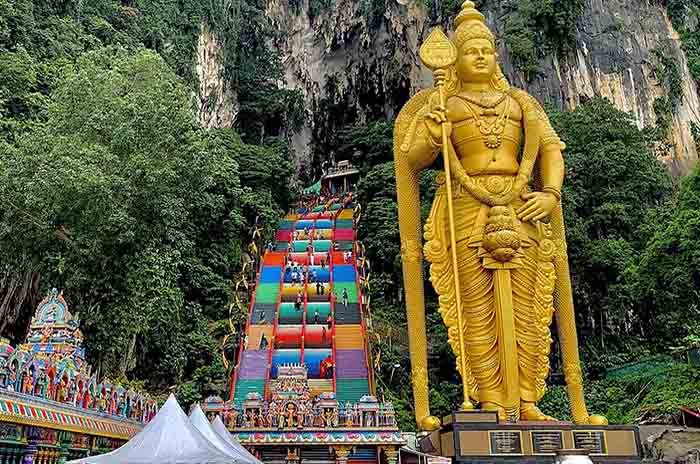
[
  {"left": 459, "top": 91, "right": 507, "bottom": 109},
  {"left": 460, "top": 91, "right": 510, "bottom": 152}
]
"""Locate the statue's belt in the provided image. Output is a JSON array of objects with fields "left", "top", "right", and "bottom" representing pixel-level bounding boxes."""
[{"left": 435, "top": 172, "right": 520, "bottom": 197}]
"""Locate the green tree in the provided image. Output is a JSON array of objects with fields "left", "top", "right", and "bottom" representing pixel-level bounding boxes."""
[
  {"left": 0, "top": 48, "right": 290, "bottom": 400},
  {"left": 549, "top": 98, "right": 672, "bottom": 357},
  {"left": 631, "top": 167, "right": 700, "bottom": 345}
]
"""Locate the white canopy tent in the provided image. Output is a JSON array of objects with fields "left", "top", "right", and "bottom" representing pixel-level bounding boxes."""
[
  {"left": 189, "top": 405, "right": 261, "bottom": 464},
  {"left": 67, "top": 394, "right": 234, "bottom": 464},
  {"left": 210, "top": 415, "right": 262, "bottom": 464}
]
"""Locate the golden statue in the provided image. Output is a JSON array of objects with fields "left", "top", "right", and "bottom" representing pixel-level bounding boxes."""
[{"left": 394, "top": 1, "right": 607, "bottom": 430}]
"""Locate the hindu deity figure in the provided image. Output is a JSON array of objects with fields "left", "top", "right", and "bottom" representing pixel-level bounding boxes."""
[
  {"left": 394, "top": 1, "right": 607, "bottom": 429},
  {"left": 323, "top": 408, "right": 333, "bottom": 427},
  {"left": 98, "top": 391, "right": 107, "bottom": 413},
  {"left": 21, "top": 369, "right": 33, "bottom": 394},
  {"left": 266, "top": 403, "right": 277, "bottom": 428},
  {"left": 76, "top": 382, "right": 84, "bottom": 406},
  {"left": 284, "top": 403, "right": 296, "bottom": 428},
  {"left": 296, "top": 402, "right": 306, "bottom": 428},
  {"left": 276, "top": 407, "right": 286, "bottom": 429},
  {"left": 56, "top": 377, "right": 68, "bottom": 403},
  {"left": 7, "top": 370, "right": 17, "bottom": 391},
  {"left": 331, "top": 407, "right": 339, "bottom": 427}
]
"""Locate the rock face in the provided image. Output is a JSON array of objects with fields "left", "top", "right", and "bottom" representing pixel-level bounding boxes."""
[
  {"left": 642, "top": 426, "right": 700, "bottom": 463},
  {"left": 196, "top": 24, "right": 238, "bottom": 129},
  {"left": 198, "top": 0, "right": 700, "bottom": 174}
]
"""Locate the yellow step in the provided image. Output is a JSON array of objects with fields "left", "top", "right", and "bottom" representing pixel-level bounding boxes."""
[
  {"left": 334, "top": 325, "right": 364, "bottom": 349},
  {"left": 247, "top": 325, "right": 273, "bottom": 350},
  {"left": 337, "top": 209, "right": 353, "bottom": 219}
]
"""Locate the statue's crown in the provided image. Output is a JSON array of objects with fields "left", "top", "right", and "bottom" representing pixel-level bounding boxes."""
[{"left": 454, "top": 1, "right": 495, "bottom": 49}]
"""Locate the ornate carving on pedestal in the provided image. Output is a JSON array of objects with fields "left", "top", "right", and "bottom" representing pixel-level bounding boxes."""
[
  {"left": 333, "top": 445, "right": 352, "bottom": 464},
  {"left": 221, "top": 364, "right": 396, "bottom": 430},
  {"left": 381, "top": 445, "right": 400, "bottom": 464}
]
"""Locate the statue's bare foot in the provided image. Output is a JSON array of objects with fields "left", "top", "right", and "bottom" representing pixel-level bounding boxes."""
[
  {"left": 520, "top": 402, "right": 557, "bottom": 421},
  {"left": 480, "top": 402, "right": 507, "bottom": 421}
]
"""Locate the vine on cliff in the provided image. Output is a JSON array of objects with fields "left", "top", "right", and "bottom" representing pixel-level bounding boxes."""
[
  {"left": 648, "top": 45, "right": 683, "bottom": 143},
  {"left": 424, "top": 0, "right": 587, "bottom": 79},
  {"left": 664, "top": 0, "right": 700, "bottom": 82},
  {"left": 502, "top": 0, "right": 584, "bottom": 79}
]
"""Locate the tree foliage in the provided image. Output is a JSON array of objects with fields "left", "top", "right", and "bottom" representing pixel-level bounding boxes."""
[
  {"left": 0, "top": 48, "right": 291, "bottom": 402},
  {"left": 549, "top": 98, "right": 672, "bottom": 354}
]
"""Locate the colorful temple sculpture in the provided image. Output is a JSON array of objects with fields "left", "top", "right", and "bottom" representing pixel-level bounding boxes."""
[
  {"left": 0, "top": 289, "right": 155, "bottom": 463},
  {"left": 204, "top": 164, "right": 404, "bottom": 464}
]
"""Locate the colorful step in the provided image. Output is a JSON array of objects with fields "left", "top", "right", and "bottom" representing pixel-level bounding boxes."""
[
  {"left": 237, "top": 350, "right": 268, "bottom": 379},
  {"left": 334, "top": 325, "right": 364, "bottom": 350},
  {"left": 335, "top": 350, "right": 368, "bottom": 378},
  {"left": 278, "top": 220, "right": 294, "bottom": 230},
  {"left": 335, "top": 219, "right": 354, "bottom": 229},
  {"left": 259, "top": 266, "right": 282, "bottom": 283},
  {"left": 276, "top": 325, "right": 302, "bottom": 348},
  {"left": 304, "top": 325, "right": 332, "bottom": 347},
  {"left": 333, "top": 265, "right": 356, "bottom": 282},
  {"left": 251, "top": 303, "right": 276, "bottom": 325},
  {"left": 333, "top": 284, "right": 358, "bottom": 304},
  {"left": 233, "top": 379, "right": 266, "bottom": 406},
  {"left": 278, "top": 303, "right": 304, "bottom": 324},
  {"left": 304, "top": 348, "right": 333, "bottom": 378},
  {"left": 305, "top": 303, "right": 331, "bottom": 323},
  {"left": 335, "top": 303, "right": 362, "bottom": 325},
  {"left": 333, "top": 229, "right": 354, "bottom": 241},
  {"left": 254, "top": 283, "right": 280, "bottom": 304},
  {"left": 248, "top": 326, "right": 273, "bottom": 350},
  {"left": 336, "top": 378, "right": 370, "bottom": 403}
]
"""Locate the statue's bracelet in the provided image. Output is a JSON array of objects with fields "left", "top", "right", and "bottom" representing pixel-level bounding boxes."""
[{"left": 542, "top": 186, "right": 561, "bottom": 200}]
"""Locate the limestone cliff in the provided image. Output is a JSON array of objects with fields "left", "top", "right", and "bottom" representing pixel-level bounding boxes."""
[
  {"left": 196, "top": 24, "right": 238, "bottom": 129},
  {"left": 198, "top": 0, "right": 700, "bottom": 174}
]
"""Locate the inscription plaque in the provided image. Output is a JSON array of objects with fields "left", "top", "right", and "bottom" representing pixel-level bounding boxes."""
[
  {"left": 573, "top": 431, "right": 607, "bottom": 454},
  {"left": 531, "top": 431, "right": 563, "bottom": 454},
  {"left": 489, "top": 431, "right": 522, "bottom": 455}
]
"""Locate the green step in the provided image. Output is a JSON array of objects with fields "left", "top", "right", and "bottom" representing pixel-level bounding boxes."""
[
  {"left": 278, "top": 303, "right": 303, "bottom": 324},
  {"left": 336, "top": 379, "right": 370, "bottom": 403},
  {"left": 334, "top": 219, "right": 354, "bottom": 229},
  {"left": 232, "top": 378, "right": 265, "bottom": 406},
  {"left": 314, "top": 240, "right": 332, "bottom": 252},
  {"left": 278, "top": 220, "right": 294, "bottom": 230},
  {"left": 255, "top": 283, "right": 280, "bottom": 304},
  {"left": 292, "top": 241, "right": 310, "bottom": 252},
  {"left": 306, "top": 303, "right": 331, "bottom": 321},
  {"left": 333, "top": 285, "right": 358, "bottom": 304}
]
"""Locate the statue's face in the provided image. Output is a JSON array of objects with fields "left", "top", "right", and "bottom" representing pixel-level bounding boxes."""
[{"left": 456, "top": 38, "right": 497, "bottom": 83}]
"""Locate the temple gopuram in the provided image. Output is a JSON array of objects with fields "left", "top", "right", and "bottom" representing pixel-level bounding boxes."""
[
  {"left": 204, "top": 163, "right": 404, "bottom": 464},
  {"left": 0, "top": 289, "right": 155, "bottom": 463}
]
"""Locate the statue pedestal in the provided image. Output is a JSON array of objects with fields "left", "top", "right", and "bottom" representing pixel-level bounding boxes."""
[{"left": 418, "top": 411, "right": 641, "bottom": 464}]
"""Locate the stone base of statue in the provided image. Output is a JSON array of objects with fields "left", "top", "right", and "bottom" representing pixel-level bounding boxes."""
[{"left": 418, "top": 411, "right": 641, "bottom": 464}]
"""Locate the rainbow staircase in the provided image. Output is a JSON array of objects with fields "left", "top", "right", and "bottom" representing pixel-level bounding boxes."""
[{"left": 230, "top": 203, "right": 374, "bottom": 407}]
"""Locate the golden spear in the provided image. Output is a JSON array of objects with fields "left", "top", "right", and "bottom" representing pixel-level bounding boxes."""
[{"left": 419, "top": 28, "right": 474, "bottom": 412}]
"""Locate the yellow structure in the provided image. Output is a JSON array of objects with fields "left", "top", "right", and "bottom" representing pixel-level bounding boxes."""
[{"left": 394, "top": 1, "right": 607, "bottom": 430}]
